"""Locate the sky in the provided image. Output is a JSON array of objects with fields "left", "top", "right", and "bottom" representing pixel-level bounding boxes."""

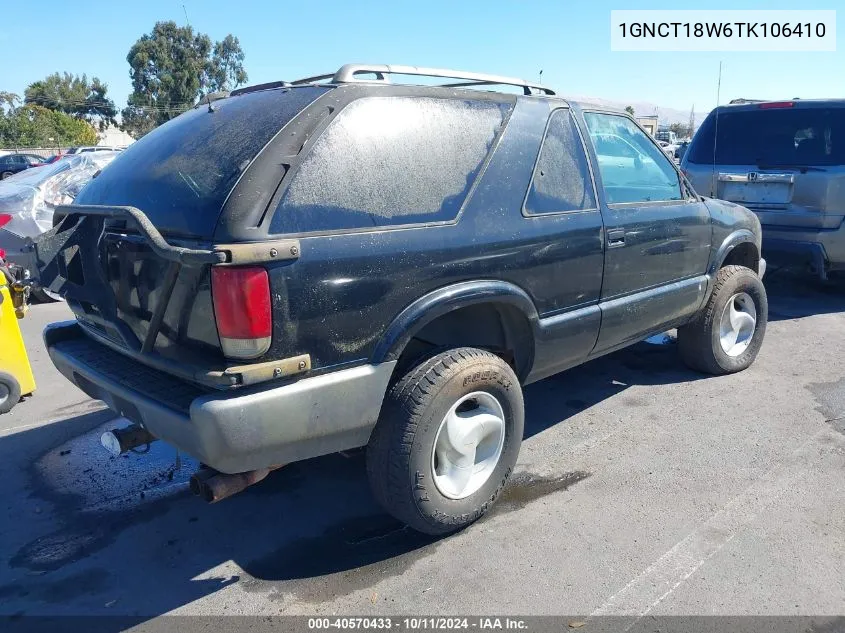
[{"left": 2, "top": 0, "right": 843, "bottom": 119}]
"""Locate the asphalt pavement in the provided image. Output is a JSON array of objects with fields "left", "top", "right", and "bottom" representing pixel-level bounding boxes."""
[{"left": 0, "top": 270, "right": 843, "bottom": 627}]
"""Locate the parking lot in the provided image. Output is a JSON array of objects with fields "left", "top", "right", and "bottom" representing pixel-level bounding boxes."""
[{"left": 0, "top": 268, "right": 842, "bottom": 625}]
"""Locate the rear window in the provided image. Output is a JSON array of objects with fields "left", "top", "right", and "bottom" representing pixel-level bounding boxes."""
[
  {"left": 688, "top": 105, "right": 845, "bottom": 166},
  {"left": 74, "top": 86, "right": 329, "bottom": 237},
  {"left": 270, "top": 96, "right": 511, "bottom": 233}
]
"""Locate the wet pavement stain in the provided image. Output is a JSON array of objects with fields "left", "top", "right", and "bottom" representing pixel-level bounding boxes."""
[
  {"left": 9, "top": 500, "right": 175, "bottom": 572},
  {"left": 807, "top": 377, "right": 845, "bottom": 435},
  {"left": 239, "top": 470, "right": 591, "bottom": 604},
  {"left": 494, "top": 470, "right": 591, "bottom": 513},
  {"left": 0, "top": 567, "right": 110, "bottom": 604}
]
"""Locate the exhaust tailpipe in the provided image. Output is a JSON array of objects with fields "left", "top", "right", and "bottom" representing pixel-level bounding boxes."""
[
  {"left": 100, "top": 423, "right": 157, "bottom": 457},
  {"left": 190, "top": 466, "right": 279, "bottom": 503}
]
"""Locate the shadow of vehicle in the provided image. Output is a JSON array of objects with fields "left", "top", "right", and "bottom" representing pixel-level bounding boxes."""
[
  {"left": 0, "top": 334, "right": 737, "bottom": 627},
  {"left": 763, "top": 266, "right": 845, "bottom": 322}
]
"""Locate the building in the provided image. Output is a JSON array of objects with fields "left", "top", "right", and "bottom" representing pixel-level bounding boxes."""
[
  {"left": 635, "top": 115, "right": 659, "bottom": 137},
  {"left": 97, "top": 124, "right": 135, "bottom": 148}
]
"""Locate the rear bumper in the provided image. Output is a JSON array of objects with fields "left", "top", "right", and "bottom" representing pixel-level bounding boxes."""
[
  {"left": 45, "top": 322, "right": 395, "bottom": 473},
  {"left": 761, "top": 225, "right": 845, "bottom": 274}
]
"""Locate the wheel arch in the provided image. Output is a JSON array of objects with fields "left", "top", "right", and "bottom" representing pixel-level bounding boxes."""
[
  {"left": 710, "top": 229, "right": 760, "bottom": 275},
  {"left": 370, "top": 280, "right": 539, "bottom": 381}
]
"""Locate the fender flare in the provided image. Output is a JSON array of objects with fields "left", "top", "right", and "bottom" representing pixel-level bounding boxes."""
[
  {"left": 370, "top": 280, "right": 539, "bottom": 365},
  {"left": 709, "top": 229, "right": 759, "bottom": 276},
  {"left": 703, "top": 229, "right": 760, "bottom": 301}
]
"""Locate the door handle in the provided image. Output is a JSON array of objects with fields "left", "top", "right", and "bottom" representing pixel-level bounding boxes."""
[{"left": 606, "top": 229, "right": 626, "bottom": 247}]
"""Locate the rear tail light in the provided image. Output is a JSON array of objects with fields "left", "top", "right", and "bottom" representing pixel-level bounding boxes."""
[
  {"left": 0, "top": 214, "right": 11, "bottom": 229},
  {"left": 759, "top": 101, "right": 795, "bottom": 109},
  {"left": 0, "top": 248, "right": 6, "bottom": 260},
  {"left": 211, "top": 266, "right": 272, "bottom": 360}
]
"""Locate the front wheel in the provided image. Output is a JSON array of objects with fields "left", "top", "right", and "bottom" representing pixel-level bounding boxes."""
[
  {"left": 367, "top": 348, "right": 524, "bottom": 535},
  {"left": 678, "top": 265, "right": 768, "bottom": 375},
  {"left": 0, "top": 172, "right": 12, "bottom": 180}
]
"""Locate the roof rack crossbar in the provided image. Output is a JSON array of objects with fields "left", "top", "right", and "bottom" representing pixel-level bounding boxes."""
[{"left": 289, "top": 64, "right": 555, "bottom": 95}]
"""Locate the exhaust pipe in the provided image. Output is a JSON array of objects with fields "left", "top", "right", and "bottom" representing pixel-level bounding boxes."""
[
  {"left": 190, "top": 466, "right": 280, "bottom": 503},
  {"left": 100, "top": 423, "right": 157, "bottom": 456}
]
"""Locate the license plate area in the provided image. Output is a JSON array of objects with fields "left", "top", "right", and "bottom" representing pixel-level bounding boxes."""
[{"left": 718, "top": 172, "right": 794, "bottom": 207}]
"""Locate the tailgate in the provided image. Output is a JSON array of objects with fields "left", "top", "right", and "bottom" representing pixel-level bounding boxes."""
[{"left": 35, "top": 204, "right": 304, "bottom": 389}]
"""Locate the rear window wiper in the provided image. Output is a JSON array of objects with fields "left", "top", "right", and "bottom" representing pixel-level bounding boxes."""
[{"left": 755, "top": 163, "right": 827, "bottom": 173}]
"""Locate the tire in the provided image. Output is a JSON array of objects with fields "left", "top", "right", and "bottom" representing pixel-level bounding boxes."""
[
  {"left": 678, "top": 265, "right": 768, "bottom": 375},
  {"left": 0, "top": 172, "right": 12, "bottom": 180},
  {"left": 31, "top": 286, "right": 63, "bottom": 303},
  {"left": 367, "top": 347, "right": 524, "bottom": 535},
  {"left": 0, "top": 371, "right": 21, "bottom": 415}
]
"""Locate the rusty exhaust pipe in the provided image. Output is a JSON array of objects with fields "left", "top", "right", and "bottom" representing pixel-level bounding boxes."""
[
  {"left": 188, "top": 467, "right": 216, "bottom": 497},
  {"left": 191, "top": 466, "right": 280, "bottom": 503},
  {"left": 100, "top": 423, "right": 157, "bottom": 457}
]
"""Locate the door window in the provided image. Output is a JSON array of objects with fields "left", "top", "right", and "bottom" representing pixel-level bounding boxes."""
[{"left": 584, "top": 112, "right": 682, "bottom": 205}]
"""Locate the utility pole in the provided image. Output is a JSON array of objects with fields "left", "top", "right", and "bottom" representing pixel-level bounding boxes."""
[{"left": 688, "top": 104, "right": 695, "bottom": 138}]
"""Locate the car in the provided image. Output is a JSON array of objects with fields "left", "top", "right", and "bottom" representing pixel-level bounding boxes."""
[
  {"left": 675, "top": 140, "right": 690, "bottom": 161},
  {"left": 0, "top": 154, "right": 46, "bottom": 179},
  {"left": 0, "top": 152, "right": 120, "bottom": 302},
  {"left": 682, "top": 99, "right": 845, "bottom": 279},
  {"left": 36, "top": 63, "right": 768, "bottom": 535},
  {"left": 63, "top": 146, "right": 122, "bottom": 155}
]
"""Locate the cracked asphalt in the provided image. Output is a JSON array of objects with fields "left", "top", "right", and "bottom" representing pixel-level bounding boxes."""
[{"left": 0, "top": 269, "right": 843, "bottom": 628}]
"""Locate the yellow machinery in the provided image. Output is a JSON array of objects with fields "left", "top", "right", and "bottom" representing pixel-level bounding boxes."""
[{"left": 0, "top": 265, "right": 35, "bottom": 414}]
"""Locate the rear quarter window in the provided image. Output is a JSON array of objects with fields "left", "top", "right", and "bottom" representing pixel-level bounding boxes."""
[
  {"left": 270, "top": 96, "right": 511, "bottom": 233},
  {"left": 525, "top": 109, "right": 596, "bottom": 214},
  {"left": 73, "top": 86, "right": 329, "bottom": 237}
]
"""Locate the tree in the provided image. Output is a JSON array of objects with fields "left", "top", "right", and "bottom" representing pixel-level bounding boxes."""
[
  {"left": 668, "top": 122, "right": 692, "bottom": 138},
  {"left": 625, "top": 105, "right": 635, "bottom": 116},
  {"left": 0, "top": 104, "right": 98, "bottom": 147},
  {"left": 208, "top": 35, "right": 248, "bottom": 92},
  {"left": 0, "top": 91, "right": 19, "bottom": 114},
  {"left": 24, "top": 73, "right": 117, "bottom": 131},
  {"left": 121, "top": 21, "right": 248, "bottom": 138}
]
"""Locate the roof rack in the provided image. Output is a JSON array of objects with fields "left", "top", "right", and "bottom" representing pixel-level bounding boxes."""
[
  {"left": 290, "top": 64, "right": 556, "bottom": 96},
  {"left": 728, "top": 98, "right": 766, "bottom": 105}
]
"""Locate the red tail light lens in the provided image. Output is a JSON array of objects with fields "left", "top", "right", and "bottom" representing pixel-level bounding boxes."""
[
  {"left": 0, "top": 214, "right": 11, "bottom": 229},
  {"left": 759, "top": 101, "right": 794, "bottom": 109},
  {"left": 211, "top": 266, "right": 272, "bottom": 360},
  {"left": 0, "top": 248, "right": 6, "bottom": 260}
]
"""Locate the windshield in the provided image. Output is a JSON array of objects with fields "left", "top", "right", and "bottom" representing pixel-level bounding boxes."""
[{"left": 688, "top": 106, "right": 845, "bottom": 166}]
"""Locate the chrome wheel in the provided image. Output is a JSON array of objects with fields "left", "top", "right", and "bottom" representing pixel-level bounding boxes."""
[
  {"left": 0, "top": 383, "right": 8, "bottom": 409},
  {"left": 431, "top": 391, "right": 506, "bottom": 500},
  {"left": 719, "top": 292, "right": 756, "bottom": 357}
]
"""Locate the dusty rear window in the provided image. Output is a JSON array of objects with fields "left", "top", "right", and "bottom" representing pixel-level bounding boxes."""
[
  {"left": 271, "top": 96, "right": 511, "bottom": 233},
  {"left": 73, "top": 86, "right": 329, "bottom": 237}
]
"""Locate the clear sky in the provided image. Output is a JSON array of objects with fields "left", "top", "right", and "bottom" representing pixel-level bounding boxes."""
[{"left": 2, "top": 0, "right": 842, "bottom": 117}]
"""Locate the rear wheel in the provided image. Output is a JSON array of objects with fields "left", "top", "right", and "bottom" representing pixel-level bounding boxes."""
[
  {"left": 0, "top": 172, "right": 12, "bottom": 180},
  {"left": 367, "top": 348, "right": 523, "bottom": 535},
  {"left": 678, "top": 265, "right": 767, "bottom": 375},
  {"left": 0, "top": 371, "right": 21, "bottom": 414},
  {"left": 31, "top": 286, "right": 63, "bottom": 303}
]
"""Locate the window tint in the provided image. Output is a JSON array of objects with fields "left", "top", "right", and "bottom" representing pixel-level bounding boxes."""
[
  {"left": 74, "top": 86, "right": 329, "bottom": 238},
  {"left": 584, "top": 113, "right": 682, "bottom": 204},
  {"left": 525, "top": 109, "right": 596, "bottom": 214},
  {"left": 687, "top": 106, "right": 845, "bottom": 166},
  {"left": 272, "top": 97, "right": 510, "bottom": 233}
]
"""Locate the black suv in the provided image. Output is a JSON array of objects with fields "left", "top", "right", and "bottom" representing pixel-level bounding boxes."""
[{"left": 37, "top": 64, "right": 768, "bottom": 534}]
